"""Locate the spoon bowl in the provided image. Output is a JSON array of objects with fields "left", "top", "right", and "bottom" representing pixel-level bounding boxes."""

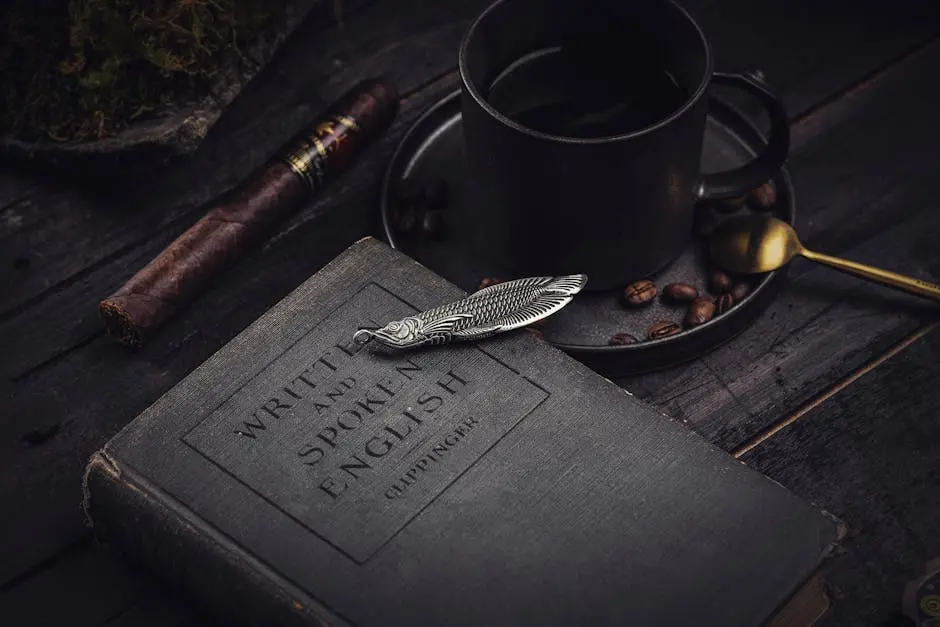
[
  {"left": 710, "top": 215, "right": 801, "bottom": 274},
  {"left": 709, "top": 215, "right": 940, "bottom": 303}
]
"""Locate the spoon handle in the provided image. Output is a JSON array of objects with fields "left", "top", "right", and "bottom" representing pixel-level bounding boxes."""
[{"left": 801, "top": 249, "right": 940, "bottom": 303}]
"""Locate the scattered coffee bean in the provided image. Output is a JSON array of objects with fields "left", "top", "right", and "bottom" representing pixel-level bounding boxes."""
[
  {"left": 715, "top": 293, "right": 734, "bottom": 315},
  {"left": 647, "top": 320, "right": 681, "bottom": 340},
  {"left": 708, "top": 269, "right": 733, "bottom": 294},
  {"left": 685, "top": 297, "right": 716, "bottom": 327},
  {"left": 732, "top": 281, "right": 752, "bottom": 302},
  {"left": 714, "top": 195, "right": 747, "bottom": 213},
  {"left": 608, "top": 332, "right": 639, "bottom": 346},
  {"left": 478, "top": 277, "right": 504, "bottom": 290},
  {"left": 748, "top": 182, "right": 777, "bottom": 210},
  {"left": 423, "top": 177, "right": 449, "bottom": 210},
  {"left": 392, "top": 205, "right": 419, "bottom": 233},
  {"left": 663, "top": 282, "right": 699, "bottom": 304},
  {"left": 624, "top": 280, "right": 657, "bottom": 306},
  {"left": 421, "top": 211, "right": 445, "bottom": 238}
]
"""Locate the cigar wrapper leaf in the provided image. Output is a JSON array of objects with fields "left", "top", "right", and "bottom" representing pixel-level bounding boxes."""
[{"left": 99, "top": 79, "right": 399, "bottom": 347}]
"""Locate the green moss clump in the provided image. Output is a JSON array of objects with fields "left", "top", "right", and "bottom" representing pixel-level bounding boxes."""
[{"left": 0, "top": 0, "right": 285, "bottom": 144}]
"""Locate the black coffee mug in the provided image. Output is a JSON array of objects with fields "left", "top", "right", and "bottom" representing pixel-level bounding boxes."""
[{"left": 458, "top": 0, "right": 790, "bottom": 290}]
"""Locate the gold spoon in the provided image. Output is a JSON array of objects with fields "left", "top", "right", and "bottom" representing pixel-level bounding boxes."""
[{"left": 709, "top": 215, "right": 940, "bottom": 302}]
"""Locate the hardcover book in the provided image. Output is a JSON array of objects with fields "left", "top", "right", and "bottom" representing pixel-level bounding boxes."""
[{"left": 84, "top": 237, "right": 839, "bottom": 627}]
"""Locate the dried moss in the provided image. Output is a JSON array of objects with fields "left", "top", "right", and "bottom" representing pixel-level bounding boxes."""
[{"left": 0, "top": 0, "right": 291, "bottom": 144}]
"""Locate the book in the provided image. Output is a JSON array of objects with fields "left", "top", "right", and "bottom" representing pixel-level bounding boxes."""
[{"left": 84, "top": 237, "right": 840, "bottom": 627}]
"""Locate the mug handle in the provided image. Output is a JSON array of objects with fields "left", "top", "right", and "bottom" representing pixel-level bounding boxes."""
[{"left": 696, "top": 71, "right": 790, "bottom": 200}]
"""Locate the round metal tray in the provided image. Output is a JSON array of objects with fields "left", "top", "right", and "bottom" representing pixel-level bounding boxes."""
[{"left": 380, "top": 89, "right": 795, "bottom": 376}]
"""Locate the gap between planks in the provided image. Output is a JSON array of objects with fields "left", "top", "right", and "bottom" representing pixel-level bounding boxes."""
[
  {"left": 0, "top": 536, "right": 88, "bottom": 594},
  {"left": 5, "top": 25, "right": 939, "bottom": 381},
  {"left": 2, "top": 68, "right": 463, "bottom": 382},
  {"left": 788, "top": 30, "right": 940, "bottom": 129},
  {"left": 6, "top": 28, "right": 939, "bottom": 327},
  {"left": 732, "top": 321, "right": 939, "bottom": 459},
  {"left": 0, "top": 67, "right": 459, "bottom": 329}
]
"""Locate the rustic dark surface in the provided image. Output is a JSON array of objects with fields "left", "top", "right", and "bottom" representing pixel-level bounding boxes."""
[
  {"left": 84, "top": 239, "right": 837, "bottom": 627},
  {"left": 1, "top": 0, "right": 939, "bottom": 624},
  {"left": 742, "top": 328, "right": 940, "bottom": 626}
]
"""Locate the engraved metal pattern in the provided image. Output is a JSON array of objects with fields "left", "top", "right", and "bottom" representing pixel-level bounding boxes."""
[{"left": 354, "top": 274, "right": 588, "bottom": 349}]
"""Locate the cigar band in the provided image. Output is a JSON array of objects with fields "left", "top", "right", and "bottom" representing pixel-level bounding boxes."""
[
  {"left": 281, "top": 140, "right": 326, "bottom": 190},
  {"left": 280, "top": 113, "right": 362, "bottom": 191},
  {"left": 334, "top": 114, "right": 360, "bottom": 131}
]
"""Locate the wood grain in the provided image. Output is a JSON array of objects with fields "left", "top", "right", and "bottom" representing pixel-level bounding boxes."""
[
  {"left": 702, "top": 0, "right": 940, "bottom": 121},
  {"left": 0, "top": 73, "right": 463, "bottom": 588},
  {"left": 623, "top": 38, "right": 940, "bottom": 451},
  {"left": 1, "top": 0, "right": 935, "bottom": 381},
  {"left": 741, "top": 328, "right": 940, "bottom": 627},
  {"left": 1, "top": 0, "right": 939, "bottom": 624},
  {"left": 0, "top": 0, "right": 937, "bottom": 585},
  {"left": 0, "top": 0, "right": 495, "bottom": 319},
  {"left": 0, "top": 542, "right": 205, "bottom": 627},
  {"left": 0, "top": 543, "right": 142, "bottom": 627}
]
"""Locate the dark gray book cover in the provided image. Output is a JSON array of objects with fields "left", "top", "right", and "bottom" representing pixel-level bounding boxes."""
[{"left": 84, "top": 237, "right": 839, "bottom": 627}]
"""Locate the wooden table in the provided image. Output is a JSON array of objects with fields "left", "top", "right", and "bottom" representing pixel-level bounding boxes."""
[{"left": 2, "top": 1, "right": 939, "bottom": 624}]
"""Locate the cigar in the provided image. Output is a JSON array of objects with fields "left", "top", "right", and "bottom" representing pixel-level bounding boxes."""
[{"left": 100, "top": 78, "right": 398, "bottom": 347}]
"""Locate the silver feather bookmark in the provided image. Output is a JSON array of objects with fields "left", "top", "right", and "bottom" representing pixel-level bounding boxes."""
[{"left": 354, "top": 274, "right": 588, "bottom": 349}]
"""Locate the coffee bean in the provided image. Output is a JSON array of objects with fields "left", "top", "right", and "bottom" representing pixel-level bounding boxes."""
[
  {"left": 392, "top": 205, "right": 419, "bottom": 233},
  {"left": 732, "top": 281, "right": 752, "bottom": 302},
  {"left": 715, "top": 293, "right": 734, "bottom": 315},
  {"left": 423, "top": 177, "right": 449, "bottom": 210},
  {"left": 421, "top": 211, "right": 445, "bottom": 238},
  {"left": 478, "top": 277, "right": 504, "bottom": 290},
  {"left": 624, "top": 280, "right": 657, "bottom": 306},
  {"left": 608, "top": 332, "right": 639, "bottom": 346},
  {"left": 685, "top": 297, "right": 716, "bottom": 327},
  {"left": 708, "top": 269, "right": 733, "bottom": 294},
  {"left": 663, "top": 282, "right": 699, "bottom": 304},
  {"left": 647, "top": 320, "right": 681, "bottom": 340},
  {"left": 748, "top": 182, "right": 777, "bottom": 210}
]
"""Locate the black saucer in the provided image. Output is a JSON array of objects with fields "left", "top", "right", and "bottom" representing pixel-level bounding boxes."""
[{"left": 379, "top": 90, "right": 795, "bottom": 376}]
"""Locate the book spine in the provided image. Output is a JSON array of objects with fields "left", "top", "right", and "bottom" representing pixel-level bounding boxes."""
[{"left": 83, "top": 450, "right": 348, "bottom": 627}]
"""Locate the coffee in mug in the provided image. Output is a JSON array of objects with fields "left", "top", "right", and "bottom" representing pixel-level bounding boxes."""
[
  {"left": 458, "top": 0, "right": 790, "bottom": 290},
  {"left": 487, "top": 43, "right": 689, "bottom": 139}
]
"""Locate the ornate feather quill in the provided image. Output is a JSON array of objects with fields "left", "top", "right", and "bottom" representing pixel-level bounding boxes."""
[{"left": 353, "top": 274, "right": 588, "bottom": 349}]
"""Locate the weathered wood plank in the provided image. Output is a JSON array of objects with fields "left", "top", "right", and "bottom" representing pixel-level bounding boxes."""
[
  {"left": 703, "top": 0, "right": 940, "bottom": 121},
  {"left": 0, "top": 542, "right": 207, "bottom": 627},
  {"left": 0, "top": 72, "right": 461, "bottom": 589},
  {"left": 638, "top": 209, "right": 939, "bottom": 448},
  {"left": 740, "top": 329, "right": 940, "bottom": 626},
  {"left": 0, "top": 168, "right": 41, "bottom": 216},
  {"left": 3, "top": 0, "right": 936, "bottom": 381},
  {"left": 0, "top": 544, "right": 142, "bottom": 627},
  {"left": 1, "top": 0, "right": 937, "bottom": 586},
  {"left": 622, "top": 39, "right": 940, "bottom": 451},
  {"left": 3, "top": 0, "right": 938, "bottom": 323},
  {"left": 0, "top": 0, "right": 495, "bottom": 319},
  {"left": 2, "top": 0, "right": 939, "bottom": 611},
  {"left": 0, "top": 73, "right": 460, "bottom": 384},
  {"left": 105, "top": 592, "right": 205, "bottom": 627}
]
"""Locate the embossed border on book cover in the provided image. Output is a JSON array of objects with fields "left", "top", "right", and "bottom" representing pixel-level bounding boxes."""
[{"left": 182, "top": 283, "right": 550, "bottom": 563}]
